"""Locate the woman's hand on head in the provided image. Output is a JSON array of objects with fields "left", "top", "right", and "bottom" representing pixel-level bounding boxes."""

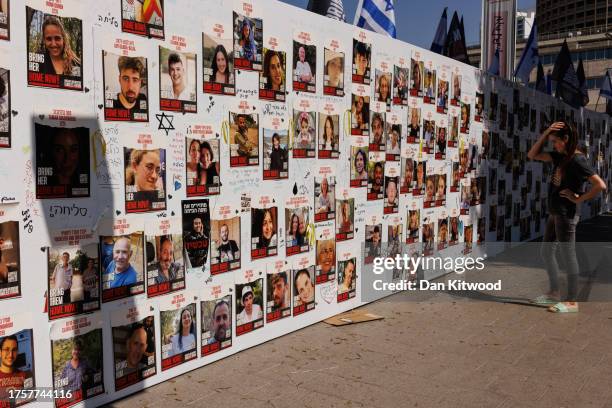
[{"left": 546, "top": 122, "right": 566, "bottom": 136}]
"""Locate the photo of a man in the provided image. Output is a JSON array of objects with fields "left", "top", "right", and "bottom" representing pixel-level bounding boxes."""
[
  {"left": 51, "top": 328, "right": 105, "bottom": 406},
  {"left": 51, "top": 251, "right": 73, "bottom": 304},
  {"left": 112, "top": 315, "right": 156, "bottom": 391},
  {"left": 182, "top": 199, "right": 210, "bottom": 271},
  {"left": 352, "top": 39, "right": 371, "bottom": 84},
  {"left": 146, "top": 234, "right": 184, "bottom": 297},
  {"left": 0, "top": 331, "right": 35, "bottom": 405},
  {"left": 101, "top": 233, "right": 144, "bottom": 302},
  {"left": 230, "top": 112, "right": 259, "bottom": 166},
  {"left": 104, "top": 53, "right": 148, "bottom": 122},
  {"left": 293, "top": 42, "right": 316, "bottom": 93},
  {"left": 159, "top": 48, "right": 196, "bottom": 113},
  {"left": 216, "top": 223, "right": 239, "bottom": 263},
  {"left": 235, "top": 280, "right": 264, "bottom": 335},
  {"left": 266, "top": 271, "right": 290, "bottom": 322},
  {"left": 208, "top": 300, "right": 231, "bottom": 345},
  {"left": 201, "top": 295, "right": 232, "bottom": 356}
]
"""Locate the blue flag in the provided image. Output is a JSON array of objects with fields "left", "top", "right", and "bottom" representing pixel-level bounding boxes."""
[
  {"left": 356, "top": 0, "right": 396, "bottom": 38},
  {"left": 514, "top": 20, "right": 538, "bottom": 84},
  {"left": 430, "top": 8, "right": 447, "bottom": 54},
  {"left": 488, "top": 48, "right": 500, "bottom": 76}
]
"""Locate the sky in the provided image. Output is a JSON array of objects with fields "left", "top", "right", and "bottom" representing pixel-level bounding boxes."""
[{"left": 279, "top": 0, "right": 536, "bottom": 49}]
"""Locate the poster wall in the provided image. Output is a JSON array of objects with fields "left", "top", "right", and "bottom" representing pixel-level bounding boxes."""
[{"left": 0, "top": 0, "right": 610, "bottom": 406}]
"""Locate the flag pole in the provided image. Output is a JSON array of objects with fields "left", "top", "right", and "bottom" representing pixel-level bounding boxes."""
[
  {"left": 595, "top": 94, "right": 601, "bottom": 111},
  {"left": 353, "top": 0, "right": 364, "bottom": 25}
]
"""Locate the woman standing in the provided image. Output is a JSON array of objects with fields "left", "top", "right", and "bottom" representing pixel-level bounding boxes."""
[{"left": 528, "top": 122, "right": 606, "bottom": 313}]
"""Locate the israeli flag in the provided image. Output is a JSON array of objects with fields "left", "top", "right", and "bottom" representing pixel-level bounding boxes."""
[
  {"left": 600, "top": 71, "right": 612, "bottom": 100},
  {"left": 488, "top": 48, "right": 500, "bottom": 76},
  {"left": 355, "top": 0, "right": 397, "bottom": 39},
  {"left": 514, "top": 21, "right": 538, "bottom": 84}
]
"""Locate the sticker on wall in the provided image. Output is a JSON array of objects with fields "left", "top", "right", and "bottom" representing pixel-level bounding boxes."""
[
  {"left": 314, "top": 165, "right": 335, "bottom": 223},
  {"left": 209, "top": 202, "right": 241, "bottom": 274},
  {"left": 203, "top": 19, "right": 236, "bottom": 95},
  {"left": 121, "top": 0, "right": 164, "bottom": 39},
  {"left": 47, "top": 231, "right": 100, "bottom": 320},
  {"left": 186, "top": 128, "right": 221, "bottom": 197},
  {"left": 315, "top": 222, "right": 335, "bottom": 284},
  {"left": 160, "top": 293, "right": 198, "bottom": 371},
  {"left": 111, "top": 304, "right": 157, "bottom": 391},
  {"left": 50, "top": 315, "right": 105, "bottom": 407},
  {"left": 100, "top": 221, "right": 146, "bottom": 303},
  {"left": 266, "top": 259, "right": 291, "bottom": 323},
  {"left": 260, "top": 36, "right": 286, "bottom": 101},
  {"left": 352, "top": 30, "right": 371, "bottom": 85},
  {"left": 292, "top": 255, "right": 315, "bottom": 316},
  {"left": 392, "top": 56, "right": 408, "bottom": 106},
  {"left": 182, "top": 199, "right": 210, "bottom": 271},
  {"left": 229, "top": 101, "right": 259, "bottom": 167},
  {"left": 318, "top": 101, "right": 340, "bottom": 159},
  {"left": 159, "top": 37, "right": 197, "bottom": 113},
  {"left": 0, "top": 219, "right": 20, "bottom": 300},
  {"left": 350, "top": 136, "right": 369, "bottom": 188},
  {"left": 335, "top": 189, "right": 354, "bottom": 241},
  {"left": 101, "top": 34, "right": 149, "bottom": 122},
  {"left": 145, "top": 218, "right": 185, "bottom": 298},
  {"left": 337, "top": 251, "right": 356, "bottom": 303},
  {"left": 292, "top": 96, "right": 316, "bottom": 158},
  {"left": 235, "top": 268, "right": 264, "bottom": 336},
  {"left": 0, "top": 65, "right": 10, "bottom": 148},
  {"left": 232, "top": 1, "right": 263, "bottom": 71},
  {"left": 285, "top": 194, "right": 310, "bottom": 257},
  {"left": 292, "top": 30, "right": 316, "bottom": 93},
  {"left": 262, "top": 112, "right": 289, "bottom": 180},
  {"left": 251, "top": 194, "right": 278, "bottom": 260},
  {"left": 26, "top": 1, "right": 83, "bottom": 91},
  {"left": 0, "top": 313, "right": 35, "bottom": 405},
  {"left": 323, "top": 38, "right": 345, "bottom": 97},
  {"left": 200, "top": 285, "right": 232, "bottom": 356}
]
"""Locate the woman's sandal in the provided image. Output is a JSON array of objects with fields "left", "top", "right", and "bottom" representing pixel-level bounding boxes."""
[
  {"left": 530, "top": 295, "right": 558, "bottom": 305},
  {"left": 548, "top": 302, "right": 579, "bottom": 313}
]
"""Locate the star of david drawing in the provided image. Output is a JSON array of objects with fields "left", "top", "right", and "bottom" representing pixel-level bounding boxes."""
[
  {"left": 156, "top": 112, "right": 175, "bottom": 136},
  {"left": 384, "top": 0, "right": 394, "bottom": 12}
]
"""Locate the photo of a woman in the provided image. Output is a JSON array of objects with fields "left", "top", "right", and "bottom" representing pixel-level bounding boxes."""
[
  {"left": 377, "top": 72, "right": 390, "bottom": 104},
  {"left": 126, "top": 149, "right": 163, "bottom": 192},
  {"left": 169, "top": 307, "right": 196, "bottom": 356},
  {"left": 263, "top": 49, "right": 284, "bottom": 91},
  {"left": 338, "top": 259, "right": 355, "bottom": 294},
  {"left": 198, "top": 141, "right": 220, "bottom": 187},
  {"left": 38, "top": 15, "right": 81, "bottom": 76},
  {"left": 353, "top": 149, "right": 368, "bottom": 180},
  {"left": 211, "top": 44, "right": 234, "bottom": 84},
  {"left": 186, "top": 139, "right": 200, "bottom": 186},
  {"left": 319, "top": 115, "right": 338, "bottom": 152},
  {"left": 287, "top": 212, "right": 304, "bottom": 247},
  {"left": 528, "top": 122, "right": 606, "bottom": 313},
  {"left": 238, "top": 18, "right": 256, "bottom": 62},
  {"left": 256, "top": 208, "right": 277, "bottom": 249},
  {"left": 351, "top": 95, "right": 369, "bottom": 131}
]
